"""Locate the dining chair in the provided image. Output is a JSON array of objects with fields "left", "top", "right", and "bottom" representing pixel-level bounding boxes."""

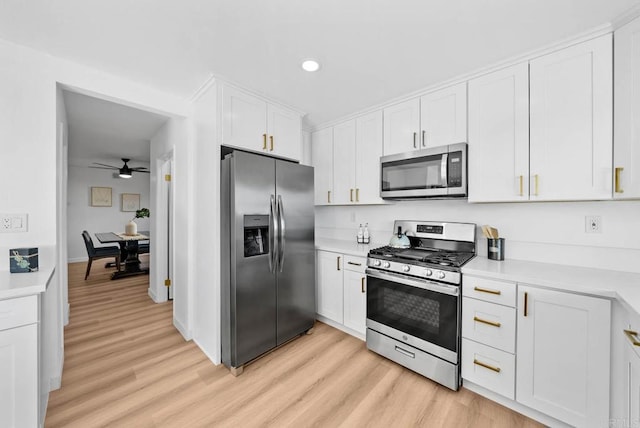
[{"left": 82, "top": 231, "right": 121, "bottom": 280}]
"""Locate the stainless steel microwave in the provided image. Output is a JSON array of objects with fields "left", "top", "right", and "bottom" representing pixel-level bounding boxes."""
[{"left": 380, "top": 143, "right": 467, "bottom": 199}]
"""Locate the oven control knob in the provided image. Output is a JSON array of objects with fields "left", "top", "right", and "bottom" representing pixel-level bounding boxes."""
[
  {"left": 383, "top": 262, "right": 391, "bottom": 268},
  {"left": 402, "top": 265, "right": 410, "bottom": 272},
  {"left": 373, "top": 260, "right": 381, "bottom": 267},
  {"left": 425, "top": 269, "right": 433, "bottom": 277},
  {"left": 437, "top": 271, "right": 446, "bottom": 279}
]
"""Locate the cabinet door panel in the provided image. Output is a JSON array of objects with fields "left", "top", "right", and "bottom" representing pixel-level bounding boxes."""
[
  {"left": 311, "top": 128, "right": 333, "bottom": 205},
  {"left": 355, "top": 111, "right": 383, "bottom": 204},
  {"left": 420, "top": 82, "right": 467, "bottom": 148},
  {"left": 468, "top": 63, "right": 529, "bottom": 202},
  {"left": 614, "top": 17, "right": 640, "bottom": 199},
  {"left": 316, "top": 251, "right": 343, "bottom": 323},
  {"left": 332, "top": 120, "right": 357, "bottom": 205},
  {"left": 516, "top": 285, "right": 610, "bottom": 428},
  {"left": 343, "top": 270, "right": 366, "bottom": 335},
  {"left": 222, "top": 86, "right": 267, "bottom": 152},
  {"left": 529, "top": 34, "right": 612, "bottom": 200},
  {"left": 267, "top": 103, "right": 301, "bottom": 161},
  {"left": 383, "top": 98, "right": 420, "bottom": 155}
]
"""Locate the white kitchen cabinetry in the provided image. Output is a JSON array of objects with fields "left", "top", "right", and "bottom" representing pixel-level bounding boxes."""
[
  {"left": 517, "top": 285, "right": 610, "bottom": 428},
  {"left": 342, "top": 256, "right": 367, "bottom": 335},
  {"left": 0, "top": 295, "right": 38, "bottom": 428},
  {"left": 624, "top": 336, "right": 640, "bottom": 426},
  {"left": 529, "top": 34, "right": 612, "bottom": 201},
  {"left": 614, "top": 16, "right": 640, "bottom": 199},
  {"left": 311, "top": 127, "right": 334, "bottom": 205},
  {"left": 468, "top": 63, "right": 529, "bottom": 202},
  {"left": 355, "top": 111, "right": 384, "bottom": 204},
  {"left": 461, "top": 275, "right": 517, "bottom": 400},
  {"left": 383, "top": 84, "right": 467, "bottom": 156},
  {"left": 316, "top": 250, "right": 343, "bottom": 323},
  {"left": 332, "top": 120, "right": 356, "bottom": 205},
  {"left": 222, "top": 85, "right": 302, "bottom": 161}
]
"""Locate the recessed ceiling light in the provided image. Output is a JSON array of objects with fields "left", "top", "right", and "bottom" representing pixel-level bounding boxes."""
[{"left": 301, "top": 59, "right": 320, "bottom": 72}]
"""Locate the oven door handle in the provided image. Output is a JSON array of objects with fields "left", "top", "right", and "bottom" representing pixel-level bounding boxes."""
[{"left": 365, "top": 268, "right": 459, "bottom": 296}]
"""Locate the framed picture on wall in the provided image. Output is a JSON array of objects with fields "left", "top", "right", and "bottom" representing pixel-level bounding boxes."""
[
  {"left": 90, "top": 187, "right": 112, "bottom": 207},
  {"left": 121, "top": 193, "right": 140, "bottom": 212}
]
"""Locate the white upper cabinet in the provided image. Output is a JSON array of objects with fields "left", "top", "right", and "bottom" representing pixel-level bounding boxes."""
[
  {"left": 222, "top": 85, "right": 302, "bottom": 161},
  {"left": 355, "top": 110, "right": 384, "bottom": 204},
  {"left": 614, "top": 16, "right": 640, "bottom": 199},
  {"left": 468, "top": 63, "right": 530, "bottom": 202},
  {"left": 311, "top": 127, "right": 333, "bottom": 205},
  {"left": 420, "top": 82, "right": 467, "bottom": 149},
  {"left": 332, "top": 120, "right": 357, "bottom": 205},
  {"left": 529, "top": 34, "right": 613, "bottom": 201},
  {"left": 383, "top": 98, "right": 421, "bottom": 155}
]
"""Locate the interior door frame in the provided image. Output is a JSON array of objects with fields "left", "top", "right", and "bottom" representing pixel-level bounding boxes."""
[{"left": 151, "top": 149, "right": 175, "bottom": 303}]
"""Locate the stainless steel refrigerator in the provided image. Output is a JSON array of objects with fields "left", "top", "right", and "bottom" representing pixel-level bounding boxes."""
[{"left": 221, "top": 149, "right": 315, "bottom": 374}]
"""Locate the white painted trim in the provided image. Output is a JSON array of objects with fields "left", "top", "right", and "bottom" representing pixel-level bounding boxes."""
[
  {"left": 315, "top": 315, "right": 365, "bottom": 341},
  {"left": 193, "top": 337, "right": 222, "bottom": 365},
  {"left": 68, "top": 256, "right": 88, "bottom": 263},
  {"left": 463, "top": 380, "right": 572, "bottom": 428},
  {"left": 310, "top": 24, "right": 613, "bottom": 132},
  {"left": 612, "top": 4, "right": 640, "bottom": 30},
  {"left": 147, "top": 286, "right": 159, "bottom": 303},
  {"left": 173, "top": 316, "right": 192, "bottom": 341},
  {"left": 64, "top": 303, "right": 69, "bottom": 326},
  {"left": 189, "top": 73, "right": 216, "bottom": 103}
]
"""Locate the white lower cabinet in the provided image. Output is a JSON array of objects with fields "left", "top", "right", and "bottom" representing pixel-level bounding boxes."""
[
  {"left": 624, "top": 335, "right": 640, "bottom": 426},
  {"left": 316, "top": 250, "right": 367, "bottom": 337},
  {"left": 517, "top": 285, "right": 611, "bottom": 428},
  {"left": 461, "top": 338, "right": 515, "bottom": 400}
]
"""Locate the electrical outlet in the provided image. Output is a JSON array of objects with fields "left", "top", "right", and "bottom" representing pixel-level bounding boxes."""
[
  {"left": 0, "top": 213, "right": 27, "bottom": 233},
  {"left": 585, "top": 215, "right": 602, "bottom": 233}
]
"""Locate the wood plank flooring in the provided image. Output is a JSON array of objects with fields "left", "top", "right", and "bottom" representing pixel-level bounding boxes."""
[{"left": 46, "top": 261, "right": 543, "bottom": 427}]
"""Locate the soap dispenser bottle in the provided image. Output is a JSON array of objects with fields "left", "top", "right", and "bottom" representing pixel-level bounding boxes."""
[
  {"left": 357, "top": 224, "right": 364, "bottom": 244},
  {"left": 363, "top": 223, "right": 370, "bottom": 244}
]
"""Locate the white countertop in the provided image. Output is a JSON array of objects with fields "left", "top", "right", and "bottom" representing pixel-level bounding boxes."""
[
  {"left": 0, "top": 267, "right": 54, "bottom": 300},
  {"left": 463, "top": 256, "right": 640, "bottom": 315},
  {"left": 315, "top": 238, "right": 384, "bottom": 258}
]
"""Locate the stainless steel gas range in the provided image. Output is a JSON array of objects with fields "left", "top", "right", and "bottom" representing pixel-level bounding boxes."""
[{"left": 365, "top": 220, "right": 476, "bottom": 391}]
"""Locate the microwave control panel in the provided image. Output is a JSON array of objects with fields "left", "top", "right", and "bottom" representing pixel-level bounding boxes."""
[{"left": 447, "top": 151, "right": 463, "bottom": 187}]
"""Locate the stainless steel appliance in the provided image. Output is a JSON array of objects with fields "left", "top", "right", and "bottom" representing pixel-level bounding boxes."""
[
  {"left": 221, "top": 149, "right": 316, "bottom": 374},
  {"left": 380, "top": 143, "right": 467, "bottom": 199},
  {"left": 366, "top": 220, "right": 476, "bottom": 390}
]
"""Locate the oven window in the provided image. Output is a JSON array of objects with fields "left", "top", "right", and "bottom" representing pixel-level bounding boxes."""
[
  {"left": 367, "top": 275, "right": 458, "bottom": 353},
  {"left": 381, "top": 154, "right": 446, "bottom": 191}
]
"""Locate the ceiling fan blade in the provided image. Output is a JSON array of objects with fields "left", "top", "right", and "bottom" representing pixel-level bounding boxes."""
[
  {"left": 89, "top": 166, "right": 118, "bottom": 170},
  {"left": 135, "top": 170, "right": 151, "bottom": 174},
  {"left": 131, "top": 167, "right": 149, "bottom": 171},
  {"left": 92, "top": 162, "right": 119, "bottom": 168}
]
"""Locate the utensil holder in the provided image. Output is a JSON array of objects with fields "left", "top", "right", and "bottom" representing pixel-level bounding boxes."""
[{"left": 487, "top": 238, "right": 505, "bottom": 261}]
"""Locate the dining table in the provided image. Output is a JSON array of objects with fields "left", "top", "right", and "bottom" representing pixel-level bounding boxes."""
[{"left": 95, "top": 230, "right": 150, "bottom": 280}]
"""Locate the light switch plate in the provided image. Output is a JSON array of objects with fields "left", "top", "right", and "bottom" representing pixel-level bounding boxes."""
[{"left": 0, "top": 213, "right": 27, "bottom": 232}]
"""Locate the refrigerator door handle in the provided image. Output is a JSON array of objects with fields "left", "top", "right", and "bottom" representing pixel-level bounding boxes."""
[
  {"left": 277, "top": 195, "right": 286, "bottom": 272},
  {"left": 269, "top": 195, "right": 278, "bottom": 273}
]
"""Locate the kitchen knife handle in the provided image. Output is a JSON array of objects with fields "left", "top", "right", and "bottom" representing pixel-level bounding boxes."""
[
  {"left": 263, "top": 133, "right": 267, "bottom": 150},
  {"left": 519, "top": 175, "right": 523, "bottom": 196},
  {"left": 523, "top": 291, "right": 528, "bottom": 317},
  {"left": 269, "top": 135, "right": 274, "bottom": 151},
  {"left": 413, "top": 132, "right": 417, "bottom": 149},
  {"left": 361, "top": 277, "right": 366, "bottom": 293},
  {"left": 337, "top": 256, "right": 341, "bottom": 271},
  {"left": 615, "top": 167, "right": 624, "bottom": 194}
]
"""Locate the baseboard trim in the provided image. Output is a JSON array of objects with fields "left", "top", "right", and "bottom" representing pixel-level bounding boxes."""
[
  {"left": 67, "top": 256, "right": 88, "bottom": 263},
  {"left": 315, "top": 315, "right": 365, "bottom": 341},
  {"left": 193, "top": 337, "right": 221, "bottom": 365},
  {"left": 148, "top": 287, "right": 159, "bottom": 303},
  {"left": 64, "top": 302, "right": 70, "bottom": 326},
  {"left": 173, "top": 316, "right": 192, "bottom": 341}
]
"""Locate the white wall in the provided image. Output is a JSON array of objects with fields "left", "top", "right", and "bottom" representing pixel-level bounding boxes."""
[
  {"left": 67, "top": 165, "right": 150, "bottom": 261},
  {"left": 316, "top": 199, "right": 640, "bottom": 273}
]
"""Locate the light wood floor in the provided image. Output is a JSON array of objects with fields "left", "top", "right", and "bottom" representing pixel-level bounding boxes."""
[{"left": 46, "top": 261, "right": 543, "bottom": 428}]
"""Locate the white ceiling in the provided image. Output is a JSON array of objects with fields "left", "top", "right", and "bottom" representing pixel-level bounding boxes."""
[
  {"left": 63, "top": 90, "right": 167, "bottom": 165},
  {"left": 2, "top": 1, "right": 638, "bottom": 127}
]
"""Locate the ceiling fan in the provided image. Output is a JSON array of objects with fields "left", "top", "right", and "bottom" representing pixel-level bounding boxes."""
[{"left": 89, "top": 158, "right": 150, "bottom": 178}]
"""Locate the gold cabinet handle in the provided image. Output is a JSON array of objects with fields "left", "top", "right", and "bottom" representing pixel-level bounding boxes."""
[
  {"left": 269, "top": 135, "right": 274, "bottom": 151},
  {"left": 474, "top": 286, "right": 501, "bottom": 296},
  {"left": 347, "top": 261, "right": 362, "bottom": 266},
  {"left": 263, "top": 133, "right": 267, "bottom": 150},
  {"left": 350, "top": 188, "right": 354, "bottom": 202},
  {"left": 337, "top": 256, "right": 341, "bottom": 271},
  {"left": 474, "top": 359, "right": 501, "bottom": 373},
  {"left": 327, "top": 191, "right": 331, "bottom": 204},
  {"left": 523, "top": 291, "right": 529, "bottom": 317},
  {"left": 473, "top": 316, "right": 501, "bottom": 328},
  {"left": 533, "top": 175, "right": 539, "bottom": 196},
  {"left": 361, "top": 277, "right": 366, "bottom": 293},
  {"left": 413, "top": 132, "right": 417, "bottom": 149},
  {"left": 615, "top": 167, "right": 624, "bottom": 194},
  {"left": 519, "top": 175, "right": 523, "bottom": 196},
  {"left": 422, "top": 130, "right": 426, "bottom": 147},
  {"left": 356, "top": 188, "right": 360, "bottom": 202},
  {"left": 625, "top": 329, "right": 640, "bottom": 346}
]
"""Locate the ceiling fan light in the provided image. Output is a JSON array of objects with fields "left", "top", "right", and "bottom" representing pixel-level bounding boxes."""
[{"left": 119, "top": 167, "right": 132, "bottom": 178}]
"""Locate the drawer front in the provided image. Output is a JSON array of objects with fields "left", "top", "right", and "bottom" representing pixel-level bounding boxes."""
[
  {"left": 462, "top": 297, "right": 516, "bottom": 353},
  {"left": 462, "top": 275, "right": 516, "bottom": 307},
  {"left": 461, "top": 338, "right": 515, "bottom": 400},
  {"left": 343, "top": 255, "right": 367, "bottom": 274},
  {"left": 0, "top": 295, "right": 38, "bottom": 331}
]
